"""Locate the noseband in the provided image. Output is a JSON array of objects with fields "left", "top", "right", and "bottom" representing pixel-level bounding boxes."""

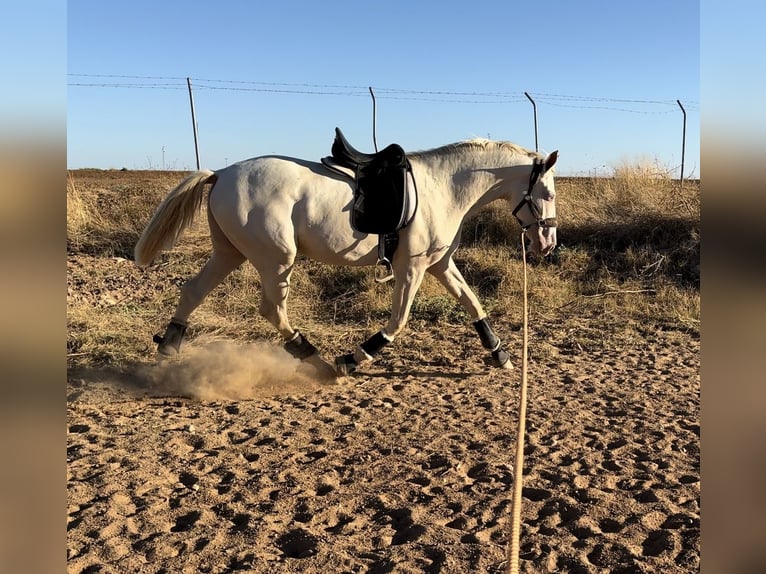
[{"left": 511, "top": 158, "right": 557, "bottom": 231}]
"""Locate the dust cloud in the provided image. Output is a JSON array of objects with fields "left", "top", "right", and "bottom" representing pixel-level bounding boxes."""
[{"left": 141, "top": 339, "right": 332, "bottom": 400}]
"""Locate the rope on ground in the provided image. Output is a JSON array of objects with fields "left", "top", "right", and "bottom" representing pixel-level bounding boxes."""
[{"left": 506, "top": 230, "right": 530, "bottom": 574}]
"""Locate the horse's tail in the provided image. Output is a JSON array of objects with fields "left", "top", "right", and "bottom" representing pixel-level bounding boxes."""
[{"left": 134, "top": 170, "right": 217, "bottom": 268}]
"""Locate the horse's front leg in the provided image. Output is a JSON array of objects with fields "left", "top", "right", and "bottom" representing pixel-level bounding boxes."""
[
  {"left": 428, "top": 256, "right": 512, "bottom": 369},
  {"left": 335, "top": 264, "right": 426, "bottom": 376}
]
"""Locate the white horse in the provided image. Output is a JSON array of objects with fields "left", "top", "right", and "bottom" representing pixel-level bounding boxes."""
[{"left": 134, "top": 135, "right": 558, "bottom": 377}]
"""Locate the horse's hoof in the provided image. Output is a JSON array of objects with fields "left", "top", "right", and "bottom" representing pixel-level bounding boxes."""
[
  {"left": 499, "top": 358, "right": 514, "bottom": 370},
  {"left": 157, "top": 347, "right": 179, "bottom": 358},
  {"left": 490, "top": 348, "right": 513, "bottom": 369},
  {"left": 300, "top": 353, "right": 339, "bottom": 381},
  {"left": 154, "top": 321, "right": 187, "bottom": 357},
  {"left": 334, "top": 354, "right": 358, "bottom": 377},
  {"left": 153, "top": 334, "right": 175, "bottom": 357}
]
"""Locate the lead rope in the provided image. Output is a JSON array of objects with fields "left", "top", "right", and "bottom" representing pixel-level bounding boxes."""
[{"left": 506, "top": 230, "right": 530, "bottom": 574}]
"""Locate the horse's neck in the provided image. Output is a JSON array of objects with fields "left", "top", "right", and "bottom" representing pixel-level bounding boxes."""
[{"left": 414, "top": 147, "right": 531, "bottom": 216}]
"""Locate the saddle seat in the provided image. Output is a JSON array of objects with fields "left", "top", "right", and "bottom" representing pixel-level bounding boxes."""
[{"left": 331, "top": 127, "right": 406, "bottom": 171}]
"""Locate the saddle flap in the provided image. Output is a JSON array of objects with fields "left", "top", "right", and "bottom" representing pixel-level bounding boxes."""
[{"left": 352, "top": 167, "right": 417, "bottom": 235}]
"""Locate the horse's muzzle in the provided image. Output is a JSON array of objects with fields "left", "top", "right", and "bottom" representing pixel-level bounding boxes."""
[{"left": 527, "top": 225, "right": 557, "bottom": 257}]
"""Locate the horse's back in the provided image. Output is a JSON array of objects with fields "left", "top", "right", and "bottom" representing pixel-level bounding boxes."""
[{"left": 208, "top": 155, "right": 377, "bottom": 266}]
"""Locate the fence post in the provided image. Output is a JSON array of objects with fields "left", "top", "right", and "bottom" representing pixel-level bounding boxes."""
[
  {"left": 676, "top": 99, "right": 686, "bottom": 186},
  {"left": 369, "top": 86, "right": 378, "bottom": 152},
  {"left": 524, "top": 92, "right": 538, "bottom": 152},
  {"left": 187, "top": 77, "right": 201, "bottom": 170}
]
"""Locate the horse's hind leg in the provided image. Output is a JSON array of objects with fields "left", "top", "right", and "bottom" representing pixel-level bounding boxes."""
[
  {"left": 253, "top": 260, "right": 334, "bottom": 377},
  {"left": 428, "top": 256, "right": 512, "bottom": 369},
  {"left": 254, "top": 260, "right": 315, "bottom": 353},
  {"left": 155, "top": 211, "right": 245, "bottom": 356},
  {"left": 255, "top": 260, "right": 297, "bottom": 341}
]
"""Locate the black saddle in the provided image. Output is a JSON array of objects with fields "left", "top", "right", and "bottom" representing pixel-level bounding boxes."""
[
  {"left": 323, "top": 127, "right": 418, "bottom": 282},
  {"left": 327, "top": 127, "right": 416, "bottom": 235}
]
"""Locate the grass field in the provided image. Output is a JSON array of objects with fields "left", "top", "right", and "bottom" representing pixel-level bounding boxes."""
[{"left": 67, "top": 167, "right": 699, "bottom": 369}]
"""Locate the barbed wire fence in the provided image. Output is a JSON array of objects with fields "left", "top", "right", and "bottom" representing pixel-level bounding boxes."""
[{"left": 68, "top": 73, "right": 699, "bottom": 179}]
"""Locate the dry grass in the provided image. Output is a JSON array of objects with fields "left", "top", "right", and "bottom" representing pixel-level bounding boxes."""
[
  {"left": 67, "top": 169, "right": 184, "bottom": 258},
  {"left": 67, "top": 166, "right": 699, "bottom": 368}
]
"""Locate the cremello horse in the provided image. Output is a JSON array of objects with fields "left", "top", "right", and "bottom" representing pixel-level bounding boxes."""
[{"left": 134, "top": 136, "right": 558, "bottom": 377}]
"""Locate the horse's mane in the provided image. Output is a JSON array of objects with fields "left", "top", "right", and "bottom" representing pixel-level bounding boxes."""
[{"left": 408, "top": 138, "right": 541, "bottom": 160}]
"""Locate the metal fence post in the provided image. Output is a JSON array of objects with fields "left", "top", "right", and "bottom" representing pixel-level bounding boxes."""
[
  {"left": 187, "top": 77, "right": 201, "bottom": 170},
  {"left": 369, "top": 86, "right": 378, "bottom": 152},
  {"left": 524, "top": 92, "right": 538, "bottom": 152},
  {"left": 677, "top": 99, "right": 686, "bottom": 186}
]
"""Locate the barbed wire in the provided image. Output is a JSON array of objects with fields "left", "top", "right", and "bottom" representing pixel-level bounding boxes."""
[
  {"left": 67, "top": 73, "right": 698, "bottom": 112},
  {"left": 535, "top": 99, "right": 679, "bottom": 114}
]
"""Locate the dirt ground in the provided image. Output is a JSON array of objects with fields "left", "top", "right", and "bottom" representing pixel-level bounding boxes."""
[{"left": 67, "top": 255, "right": 699, "bottom": 573}]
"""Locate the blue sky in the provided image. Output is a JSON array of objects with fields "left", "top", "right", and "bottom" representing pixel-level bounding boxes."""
[{"left": 66, "top": 1, "right": 700, "bottom": 176}]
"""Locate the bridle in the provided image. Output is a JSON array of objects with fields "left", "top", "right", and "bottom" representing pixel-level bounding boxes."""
[{"left": 511, "top": 158, "right": 557, "bottom": 231}]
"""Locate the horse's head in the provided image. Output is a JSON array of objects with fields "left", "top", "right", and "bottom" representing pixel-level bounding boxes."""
[{"left": 511, "top": 151, "right": 558, "bottom": 257}]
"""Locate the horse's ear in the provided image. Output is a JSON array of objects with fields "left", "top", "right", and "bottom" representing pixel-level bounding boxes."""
[{"left": 545, "top": 150, "right": 559, "bottom": 172}]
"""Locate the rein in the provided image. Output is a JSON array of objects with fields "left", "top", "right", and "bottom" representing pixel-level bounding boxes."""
[
  {"left": 511, "top": 158, "right": 557, "bottom": 230},
  {"left": 505, "top": 230, "right": 531, "bottom": 574}
]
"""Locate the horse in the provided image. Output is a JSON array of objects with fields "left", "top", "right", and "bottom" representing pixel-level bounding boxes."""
[{"left": 134, "top": 135, "right": 558, "bottom": 377}]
